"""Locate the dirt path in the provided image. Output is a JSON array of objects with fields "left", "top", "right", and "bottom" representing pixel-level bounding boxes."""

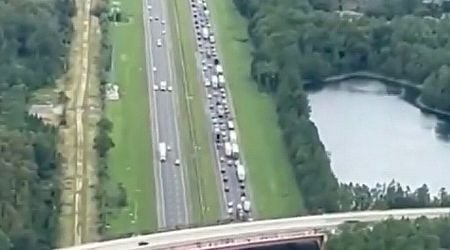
[{"left": 57, "top": 0, "right": 99, "bottom": 246}]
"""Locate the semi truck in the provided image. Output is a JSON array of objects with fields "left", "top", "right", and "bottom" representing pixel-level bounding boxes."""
[
  {"left": 159, "top": 142, "right": 167, "bottom": 162},
  {"left": 224, "top": 142, "right": 232, "bottom": 157},
  {"left": 236, "top": 163, "right": 245, "bottom": 182}
]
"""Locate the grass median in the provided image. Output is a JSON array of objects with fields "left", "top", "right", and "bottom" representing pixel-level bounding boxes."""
[
  {"left": 208, "top": 0, "right": 305, "bottom": 218},
  {"left": 167, "top": 0, "right": 221, "bottom": 224},
  {"left": 105, "top": 0, "right": 156, "bottom": 235}
]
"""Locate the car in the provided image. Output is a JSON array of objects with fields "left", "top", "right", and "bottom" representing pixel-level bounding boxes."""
[
  {"left": 227, "top": 201, "right": 234, "bottom": 208},
  {"left": 227, "top": 207, "right": 233, "bottom": 215},
  {"left": 202, "top": 65, "right": 207, "bottom": 71},
  {"left": 147, "top": 5, "right": 152, "bottom": 10},
  {"left": 223, "top": 176, "right": 229, "bottom": 182},
  {"left": 224, "top": 186, "right": 230, "bottom": 192},
  {"left": 152, "top": 66, "right": 157, "bottom": 72},
  {"left": 154, "top": 16, "right": 159, "bottom": 21},
  {"left": 207, "top": 94, "right": 212, "bottom": 99},
  {"left": 227, "top": 160, "right": 233, "bottom": 166},
  {"left": 149, "top": 16, "right": 153, "bottom": 21},
  {"left": 220, "top": 167, "right": 226, "bottom": 173},
  {"left": 220, "top": 156, "right": 225, "bottom": 162},
  {"left": 161, "top": 20, "right": 166, "bottom": 25},
  {"left": 240, "top": 183, "right": 245, "bottom": 189},
  {"left": 157, "top": 39, "right": 162, "bottom": 47},
  {"left": 153, "top": 85, "right": 159, "bottom": 91},
  {"left": 174, "top": 159, "right": 181, "bottom": 166},
  {"left": 205, "top": 80, "right": 211, "bottom": 87},
  {"left": 162, "top": 30, "right": 166, "bottom": 35},
  {"left": 209, "top": 103, "right": 214, "bottom": 109},
  {"left": 237, "top": 203, "right": 243, "bottom": 211},
  {"left": 247, "top": 217, "right": 254, "bottom": 222},
  {"left": 167, "top": 86, "right": 173, "bottom": 92},
  {"left": 240, "top": 196, "right": 246, "bottom": 202},
  {"left": 167, "top": 145, "right": 172, "bottom": 151}
]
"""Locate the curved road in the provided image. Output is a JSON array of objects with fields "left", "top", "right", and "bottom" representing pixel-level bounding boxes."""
[{"left": 143, "top": 0, "right": 188, "bottom": 228}]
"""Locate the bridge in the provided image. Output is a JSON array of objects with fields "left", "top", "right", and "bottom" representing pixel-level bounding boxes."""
[{"left": 60, "top": 208, "right": 450, "bottom": 250}]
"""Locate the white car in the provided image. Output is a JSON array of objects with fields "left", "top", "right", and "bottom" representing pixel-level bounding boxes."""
[
  {"left": 207, "top": 94, "right": 212, "bottom": 99},
  {"left": 147, "top": 4, "right": 152, "bottom": 9},
  {"left": 227, "top": 201, "right": 233, "bottom": 208},
  {"left": 152, "top": 66, "right": 157, "bottom": 72},
  {"left": 174, "top": 159, "right": 180, "bottom": 166},
  {"left": 149, "top": 16, "right": 153, "bottom": 21},
  {"left": 167, "top": 145, "right": 172, "bottom": 151},
  {"left": 161, "top": 20, "right": 166, "bottom": 25},
  {"left": 167, "top": 86, "right": 173, "bottom": 92},
  {"left": 153, "top": 85, "right": 159, "bottom": 91},
  {"left": 162, "top": 30, "right": 166, "bottom": 35},
  {"left": 157, "top": 39, "right": 162, "bottom": 47},
  {"left": 227, "top": 207, "right": 233, "bottom": 215}
]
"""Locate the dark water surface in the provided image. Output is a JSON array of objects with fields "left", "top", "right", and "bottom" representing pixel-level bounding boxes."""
[{"left": 308, "top": 79, "right": 450, "bottom": 193}]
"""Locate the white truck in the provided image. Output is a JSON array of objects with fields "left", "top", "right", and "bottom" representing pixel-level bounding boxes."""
[
  {"left": 232, "top": 143, "right": 239, "bottom": 159},
  {"left": 218, "top": 75, "right": 225, "bottom": 87},
  {"left": 159, "top": 142, "right": 167, "bottom": 162},
  {"left": 202, "top": 27, "right": 209, "bottom": 40},
  {"left": 242, "top": 200, "right": 251, "bottom": 212},
  {"left": 216, "top": 64, "right": 223, "bottom": 74},
  {"left": 209, "top": 35, "right": 215, "bottom": 43},
  {"left": 229, "top": 130, "right": 237, "bottom": 143},
  {"left": 211, "top": 75, "right": 219, "bottom": 88},
  {"left": 224, "top": 142, "right": 232, "bottom": 157},
  {"left": 236, "top": 163, "right": 245, "bottom": 182},
  {"left": 160, "top": 81, "right": 167, "bottom": 91},
  {"left": 227, "top": 120, "right": 235, "bottom": 130}
]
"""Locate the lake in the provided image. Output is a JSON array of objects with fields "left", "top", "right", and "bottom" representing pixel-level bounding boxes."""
[{"left": 308, "top": 79, "right": 450, "bottom": 193}]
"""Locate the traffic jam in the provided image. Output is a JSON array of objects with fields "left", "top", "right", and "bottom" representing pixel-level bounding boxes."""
[{"left": 189, "top": 0, "right": 252, "bottom": 221}]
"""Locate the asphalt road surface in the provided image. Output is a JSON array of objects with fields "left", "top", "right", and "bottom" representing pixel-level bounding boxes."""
[
  {"left": 186, "top": 0, "right": 252, "bottom": 220},
  {"left": 143, "top": 0, "right": 188, "bottom": 228}
]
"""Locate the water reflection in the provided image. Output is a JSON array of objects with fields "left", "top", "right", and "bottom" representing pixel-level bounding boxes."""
[{"left": 308, "top": 79, "right": 450, "bottom": 193}]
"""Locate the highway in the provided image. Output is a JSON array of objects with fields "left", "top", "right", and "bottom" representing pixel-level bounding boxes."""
[
  {"left": 187, "top": 0, "right": 252, "bottom": 220},
  {"left": 143, "top": 0, "right": 188, "bottom": 228},
  {"left": 59, "top": 208, "right": 450, "bottom": 250}
]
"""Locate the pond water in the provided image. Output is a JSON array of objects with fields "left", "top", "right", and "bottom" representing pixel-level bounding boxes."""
[{"left": 308, "top": 79, "right": 450, "bottom": 193}]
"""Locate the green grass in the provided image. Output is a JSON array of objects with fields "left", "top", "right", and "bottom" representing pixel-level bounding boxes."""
[
  {"left": 208, "top": 0, "right": 305, "bottom": 218},
  {"left": 168, "top": 0, "right": 221, "bottom": 224},
  {"left": 105, "top": 0, "right": 156, "bottom": 235}
]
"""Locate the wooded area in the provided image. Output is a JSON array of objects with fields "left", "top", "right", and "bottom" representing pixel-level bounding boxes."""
[
  {"left": 233, "top": 0, "right": 450, "bottom": 213},
  {"left": 0, "top": 0, "right": 74, "bottom": 249},
  {"left": 327, "top": 217, "right": 450, "bottom": 249}
]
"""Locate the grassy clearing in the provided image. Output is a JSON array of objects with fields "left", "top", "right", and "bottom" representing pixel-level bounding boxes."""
[
  {"left": 208, "top": 0, "right": 305, "bottom": 218},
  {"left": 105, "top": 0, "right": 156, "bottom": 235},
  {"left": 168, "top": 0, "right": 221, "bottom": 224}
]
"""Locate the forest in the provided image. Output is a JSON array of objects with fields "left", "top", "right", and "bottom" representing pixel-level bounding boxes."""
[
  {"left": 0, "top": 0, "right": 74, "bottom": 249},
  {"left": 232, "top": 0, "right": 450, "bottom": 213}
]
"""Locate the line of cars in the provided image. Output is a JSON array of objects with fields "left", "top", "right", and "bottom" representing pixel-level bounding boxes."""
[{"left": 188, "top": 0, "right": 252, "bottom": 221}]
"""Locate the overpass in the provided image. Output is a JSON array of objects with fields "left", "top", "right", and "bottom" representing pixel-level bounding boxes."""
[{"left": 60, "top": 208, "right": 450, "bottom": 250}]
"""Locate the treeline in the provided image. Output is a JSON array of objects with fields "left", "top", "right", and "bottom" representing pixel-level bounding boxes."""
[
  {"left": 233, "top": 0, "right": 450, "bottom": 213},
  {"left": 0, "top": 0, "right": 74, "bottom": 249},
  {"left": 327, "top": 217, "right": 450, "bottom": 250}
]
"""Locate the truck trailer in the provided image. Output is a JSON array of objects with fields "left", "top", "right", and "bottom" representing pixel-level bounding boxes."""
[
  {"left": 236, "top": 163, "right": 246, "bottom": 182},
  {"left": 159, "top": 142, "right": 167, "bottom": 162}
]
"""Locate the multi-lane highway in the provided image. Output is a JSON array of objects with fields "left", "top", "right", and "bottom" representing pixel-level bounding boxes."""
[
  {"left": 60, "top": 208, "right": 450, "bottom": 250},
  {"left": 143, "top": 0, "right": 188, "bottom": 228}
]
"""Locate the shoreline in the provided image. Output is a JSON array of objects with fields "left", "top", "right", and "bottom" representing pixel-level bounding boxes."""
[{"left": 305, "top": 71, "right": 450, "bottom": 119}]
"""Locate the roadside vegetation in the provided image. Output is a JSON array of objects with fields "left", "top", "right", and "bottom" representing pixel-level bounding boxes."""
[
  {"left": 208, "top": 0, "right": 305, "bottom": 218},
  {"left": 168, "top": 0, "right": 221, "bottom": 224},
  {"left": 233, "top": 0, "right": 450, "bottom": 213},
  {"left": 101, "top": 0, "right": 156, "bottom": 236},
  {"left": 0, "top": 0, "right": 75, "bottom": 249},
  {"left": 327, "top": 217, "right": 450, "bottom": 250}
]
